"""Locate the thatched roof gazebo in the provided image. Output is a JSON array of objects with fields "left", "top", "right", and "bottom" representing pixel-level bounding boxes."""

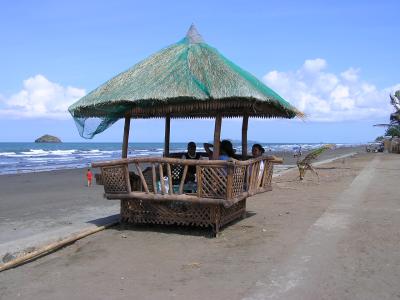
[
  {"left": 69, "top": 25, "right": 302, "bottom": 159},
  {"left": 68, "top": 25, "right": 302, "bottom": 235}
]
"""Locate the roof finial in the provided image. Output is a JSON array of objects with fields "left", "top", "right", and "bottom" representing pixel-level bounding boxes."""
[{"left": 186, "top": 24, "right": 204, "bottom": 44}]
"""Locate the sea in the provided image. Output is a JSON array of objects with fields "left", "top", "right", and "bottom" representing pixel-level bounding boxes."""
[{"left": 0, "top": 142, "right": 361, "bottom": 175}]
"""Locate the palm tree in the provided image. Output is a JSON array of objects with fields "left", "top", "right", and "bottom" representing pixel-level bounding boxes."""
[{"left": 374, "top": 91, "right": 400, "bottom": 131}]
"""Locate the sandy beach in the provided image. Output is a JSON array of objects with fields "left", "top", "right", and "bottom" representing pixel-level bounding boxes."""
[
  {"left": 1, "top": 148, "right": 399, "bottom": 300},
  {"left": 0, "top": 146, "right": 362, "bottom": 260},
  {"left": 0, "top": 168, "right": 119, "bottom": 260}
]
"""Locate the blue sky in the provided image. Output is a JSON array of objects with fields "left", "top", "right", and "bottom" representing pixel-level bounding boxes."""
[{"left": 0, "top": 0, "right": 399, "bottom": 143}]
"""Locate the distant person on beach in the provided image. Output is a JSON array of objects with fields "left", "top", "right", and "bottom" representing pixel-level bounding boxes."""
[
  {"left": 86, "top": 168, "right": 93, "bottom": 187},
  {"left": 204, "top": 140, "right": 236, "bottom": 160},
  {"left": 293, "top": 146, "right": 302, "bottom": 158},
  {"left": 252, "top": 144, "right": 265, "bottom": 158}
]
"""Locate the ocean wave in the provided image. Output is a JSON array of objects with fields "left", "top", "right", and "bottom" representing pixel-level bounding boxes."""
[
  {"left": 0, "top": 142, "right": 363, "bottom": 175},
  {"left": 0, "top": 152, "right": 16, "bottom": 156},
  {"left": 20, "top": 149, "right": 47, "bottom": 156},
  {"left": 264, "top": 143, "right": 333, "bottom": 152},
  {"left": 49, "top": 149, "right": 78, "bottom": 155},
  {"left": 25, "top": 157, "right": 77, "bottom": 162}
]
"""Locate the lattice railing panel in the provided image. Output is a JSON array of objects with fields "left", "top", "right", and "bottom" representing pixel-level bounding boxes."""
[
  {"left": 263, "top": 161, "right": 274, "bottom": 189},
  {"left": 121, "top": 200, "right": 212, "bottom": 227},
  {"left": 171, "top": 164, "right": 184, "bottom": 185},
  {"left": 96, "top": 156, "right": 281, "bottom": 199},
  {"left": 232, "top": 166, "right": 246, "bottom": 197},
  {"left": 102, "top": 165, "right": 129, "bottom": 193},
  {"left": 200, "top": 166, "right": 227, "bottom": 198},
  {"left": 120, "top": 198, "right": 247, "bottom": 234}
]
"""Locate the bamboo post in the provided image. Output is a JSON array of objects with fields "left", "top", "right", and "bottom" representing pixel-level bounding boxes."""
[
  {"left": 254, "top": 161, "right": 261, "bottom": 190},
  {"left": 179, "top": 165, "right": 188, "bottom": 194},
  {"left": 212, "top": 115, "right": 222, "bottom": 160},
  {"left": 124, "top": 164, "right": 132, "bottom": 193},
  {"left": 159, "top": 163, "right": 166, "bottom": 194},
  {"left": 167, "top": 163, "right": 173, "bottom": 195},
  {"left": 151, "top": 164, "right": 157, "bottom": 194},
  {"left": 122, "top": 116, "right": 131, "bottom": 159},
  {"left": 226, "top": 165, "right": 234, "bottom": 200},
  {"left": 246, "top": 165, "right": 251, "bottom": 191},
  {"left": 196, "top": 165, "right": 202, "bottom": 197},
  {"left": 135, "top": 163, "right": 149, "bottom": 193},
  {"left": 260, "top": 159, "right": 269, "bottom": 188},
  {"left": 164, "top": 115, "right": 170, "bottom": 157},
  {"left": 249, "top": 161, "right": 257, "bottom": 192},
  {"left": 242, "top": 115, "right": 248, "bottom": 160}
]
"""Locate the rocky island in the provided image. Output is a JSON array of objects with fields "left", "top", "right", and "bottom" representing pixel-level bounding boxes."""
[{"left": 34, "top": 134, "right": 62, "bottom": 143}]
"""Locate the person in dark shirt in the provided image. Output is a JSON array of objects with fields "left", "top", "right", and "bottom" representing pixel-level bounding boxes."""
[
  {"left": 183, "top": 142, "right": 201, "bottom": 160},
  {"left": 182, "top": 141, "right": 201, "bottom": 182}
]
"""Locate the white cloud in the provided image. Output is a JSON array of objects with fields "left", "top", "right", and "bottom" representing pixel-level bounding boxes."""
[
  {"left": 302, "top": 58, "right": 327, "bottom": 73},
  {"left": 341, "top": 67, "right": 359, "bottom": 82},
  {"left": 0, "top": 75, "right": 85, "bottom": 119},
  {"left": 263, "top": 59, "right": 398, "bottom": 122}
]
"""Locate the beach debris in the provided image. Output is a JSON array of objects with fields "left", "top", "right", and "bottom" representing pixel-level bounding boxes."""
[
  {"left": 297, "top": 144, "right": 334, "bottom": 181},
  {"left": 182, "top": 262, "right": 201, "bottom": 269},
  {"left": 2, "top": 252, "right": 15, "bottom": 263},
  {"left": 120, "top": 234, "right": 127, "bottom": 239},
  {"left": 240, "top": 225, "right": 254, "bottom": 229},
  {"left": 25, "top": 246, "right": 36, "bottom": 253}
]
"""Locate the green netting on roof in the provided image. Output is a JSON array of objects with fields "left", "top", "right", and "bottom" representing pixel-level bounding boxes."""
[{"left": 69, "top": 25, "right": 302, "bottom": 139}]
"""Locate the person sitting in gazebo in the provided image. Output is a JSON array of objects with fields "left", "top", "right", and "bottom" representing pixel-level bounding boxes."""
[
  {"left": 251, "top": 143, "right": 266, "bottom": 179},
  {"left": 182, "top": 142, "right": 201, "bottom": 160},
  {"left": 251, "top": 143, "right": 265, "bottom": 158},
  {"left": 181, "top": 141, "right": 201, "bottom": 182},
  {"left": 204, "top": 140, "right": 236, "bottom": 160}
]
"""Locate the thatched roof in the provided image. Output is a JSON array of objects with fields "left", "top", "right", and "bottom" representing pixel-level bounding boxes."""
[{"left": 69, "top": 25, "right": 302, "bottom": 138}]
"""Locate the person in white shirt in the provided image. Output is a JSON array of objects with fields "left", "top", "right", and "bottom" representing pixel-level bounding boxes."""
[{"left": 251, "top": 144, "right": 266, "bottom": 187}]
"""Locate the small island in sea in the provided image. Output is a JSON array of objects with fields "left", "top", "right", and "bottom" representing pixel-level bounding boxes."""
[{"left": 34, "top": 134, "right": 62, "bottom": 143}]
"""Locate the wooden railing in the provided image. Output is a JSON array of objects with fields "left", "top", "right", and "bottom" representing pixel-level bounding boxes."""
[{"left": 92, "top": 156, "right": 282, "bottom": 205}]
